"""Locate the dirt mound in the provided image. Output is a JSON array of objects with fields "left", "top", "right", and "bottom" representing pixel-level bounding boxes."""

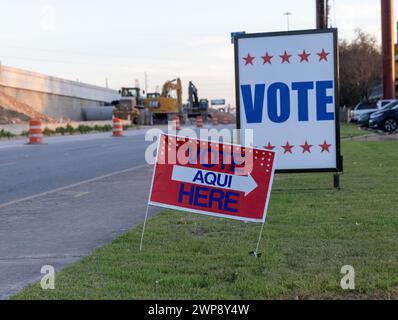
[
  {"left": 0, "top": 91, "right": 55, "bottom": 124},
  {"left": 0, "top": 106, "right": 29, "bottom": 124}
]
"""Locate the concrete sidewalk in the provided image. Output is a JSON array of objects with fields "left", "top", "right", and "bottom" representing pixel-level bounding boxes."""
[{"left": 0, "top": 165, "right": 159, "bottom": 299}]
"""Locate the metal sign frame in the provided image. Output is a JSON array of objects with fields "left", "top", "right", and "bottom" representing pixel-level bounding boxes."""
[{"left": 234, "top": 28, "right": 343, "bottom": 174}]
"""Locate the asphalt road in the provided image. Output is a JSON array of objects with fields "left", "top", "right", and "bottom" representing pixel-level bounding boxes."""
[
  {"left": 0, "top": 124, "right": 234, "bottom": 299},
  {"left": 0, "top": 124, "right": 234, "bottom": 204},
  {"left": 0, "top": 130, "right": 152, "bottom": 205}
]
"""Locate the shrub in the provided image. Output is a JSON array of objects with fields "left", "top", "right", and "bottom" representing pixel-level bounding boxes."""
[
  {"left": 66, "top": 124, "right": 75, "bottom": 135},
  {"left": 43, "top": 127, "right": 56, "bottom": 136},
  {"left": 77, "top": 125, "right": 93, "bottom": 134},
  {"left": 55, "top": 127, "right": 66, "bottom": 135},
  {"left": 0, "top": 129, "right": 16, "bottom": 139},
  {"left": 93, "top": 124, "right": 112, "bottom": 132}
]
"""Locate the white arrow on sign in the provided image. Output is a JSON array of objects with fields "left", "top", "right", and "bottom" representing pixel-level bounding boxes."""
[{"left": 171, "top": 165, "right": 258, "bottom": 196}]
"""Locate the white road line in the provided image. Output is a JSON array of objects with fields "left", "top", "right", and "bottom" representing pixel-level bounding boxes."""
[
  {"left": 0, "top": 162, "right": 15, "bottom": 168},
  {"left": 0, "top": 144, "right": 25, "bottom": 150},
  {"left": 0, "top": 163, "right": 151, "bottom": 210},
  {"left": 73, "top": 192, "right": 89, "bottom": 198}
]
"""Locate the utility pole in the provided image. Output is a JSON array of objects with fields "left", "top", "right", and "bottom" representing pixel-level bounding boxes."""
[
  {"left": 381, "top": 0, "right": 396, "bottom": 99},
  {"left": 316, "top": 0, "right": 336, "bottom": 188},
  {"left": 315, "top": 0, "right": 328, "bottom": 29},
  {"left": 144, "top": 72, "right": 148, "bottom": 94},
  {"left": 283, "top": 12, "right": 292, "bottom": 31}
]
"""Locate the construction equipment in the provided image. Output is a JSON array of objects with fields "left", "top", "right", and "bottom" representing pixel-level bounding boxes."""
[
  {"left": 112, "top": 87, "right": 142, "bottom": 123},
  {"left": 185, "top": 81, "right": 209, "bottom": 121},
  {"left": 143, "top": 78, "right": 184, "bottom": 124}
]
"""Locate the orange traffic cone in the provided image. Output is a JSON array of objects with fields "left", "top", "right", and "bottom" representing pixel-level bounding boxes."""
[{"left": 222, "top": 115, "right": 229, "bottom": 125}]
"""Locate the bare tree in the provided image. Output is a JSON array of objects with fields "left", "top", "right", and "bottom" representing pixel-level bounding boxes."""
[{"left": 339, "top": 29, "right": 382, "bottom": 106}]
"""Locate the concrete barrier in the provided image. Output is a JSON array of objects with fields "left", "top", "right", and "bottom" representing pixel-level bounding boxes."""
[{"left": 0, "top": 65, "right": 120, "bottom": 121}]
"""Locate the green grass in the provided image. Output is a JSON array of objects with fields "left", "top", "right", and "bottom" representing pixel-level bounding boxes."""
[
  {"left": 13, "top": 140, "right": 398, "bottom": 300},
  {"left": 340, "top": 123, "right": 368, "bottom": 139}
]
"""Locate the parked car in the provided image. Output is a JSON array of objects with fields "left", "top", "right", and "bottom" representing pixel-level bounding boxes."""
[
  {"left": 358, "top": 112, "right": 373, "bottom": 128},
  {"left": 369, "top": 102, "right": 398, "bottom": 132},
  {"left": 358, "top": 100, "right": 398, "bottom": 128},
  {"left": 350, "top": 102, "right": 378, "bottom": 122},
  {"left": 376, "top": 99, "right": 396, "bottom": 109}
]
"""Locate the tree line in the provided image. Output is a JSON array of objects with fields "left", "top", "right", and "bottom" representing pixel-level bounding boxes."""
[{"left": 339, "top": 29, "right": 383, "bottom": 107}]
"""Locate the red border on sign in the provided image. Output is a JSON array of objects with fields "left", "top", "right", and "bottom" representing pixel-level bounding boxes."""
[{"left": 148, "top": 134, "right": 277, "bottom": 223}]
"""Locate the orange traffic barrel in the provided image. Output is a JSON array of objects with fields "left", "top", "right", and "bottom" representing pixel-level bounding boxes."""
[
  {"left": 196, "top": 116, "right": 203, "bottom": 128},
  {"left": 212, "top": 117, "right": 218, "bottom": 126},
  {"left": 112, "top": 117, "right": 123, "bottom": 137},
  {"left": 222, "top": 115, "right": 229, "bottom": 125},
  {"left": 27, "top": 119, "right": 44, "bottom": 144}
]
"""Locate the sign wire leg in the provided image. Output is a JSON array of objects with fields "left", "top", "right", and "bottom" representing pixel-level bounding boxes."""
[
  {"left": 251, "top": 222, "right": 265, "bottom": 258},
  {"left": 140, "top": 165, "right": 156, "bottom": 252},
  {"left": 139, "top": 204, "right": 150, "bottom": 252}
]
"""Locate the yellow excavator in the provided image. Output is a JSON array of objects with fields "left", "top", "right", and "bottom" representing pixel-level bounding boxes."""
[{"left": 143, "top": 78, "right": 185, "bottom": 124}]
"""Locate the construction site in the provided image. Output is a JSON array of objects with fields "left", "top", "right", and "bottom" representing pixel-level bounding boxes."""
[{"left": 0, "top": 64, "right": 235, "bottom": 136}]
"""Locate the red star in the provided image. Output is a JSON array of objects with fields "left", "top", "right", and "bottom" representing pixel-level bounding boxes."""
[
  {"left": 319, "top": 140, "right": 332, "bottom": 152},
  {"left": 298, "top": 50, "right": 311, "bottom": 62},
  {"left": 280, "top": 51, "right": 292, "bottom": 63},
  {"left": 264, "top": 142, "right": 275, "bottom": 150},
  {"left": 317, "top": 49, "right": 330, "bottom": 61},
  {"left": 243, "top": 53, "right": 255, "bottom": 65},
  {"left": 300, "top": 140, "right": 313, "bottom": 153},
  {"left": 282, "top": 141, "right": 294, "bottom": 154},
  {"left": 261, "top": 52, "right": 273, "bottom": 64}
]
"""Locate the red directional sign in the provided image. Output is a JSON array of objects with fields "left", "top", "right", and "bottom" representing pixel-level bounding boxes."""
[{"left": 149, "top": 134, "right": 276, "bottom": 223}]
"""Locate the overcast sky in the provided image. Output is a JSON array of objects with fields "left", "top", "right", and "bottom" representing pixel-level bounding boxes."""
[{"left": 0, "top": 0, "right": 397, "bottom": 104}]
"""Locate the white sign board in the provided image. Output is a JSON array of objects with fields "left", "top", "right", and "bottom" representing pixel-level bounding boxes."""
[{"left": 235, "top": 29, "right": 342, "bottom": 172}]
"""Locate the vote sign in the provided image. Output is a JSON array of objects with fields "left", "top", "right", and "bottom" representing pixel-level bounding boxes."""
[
  {"left": 149, "top": 134, "right": 276, "bottom": 223},
  {"left": 235, "top": 29, "right": 342, "bottom": 172}
]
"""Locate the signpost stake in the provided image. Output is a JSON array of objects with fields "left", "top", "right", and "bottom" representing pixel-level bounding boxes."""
[
  {"left": 139, "top": 203, "right": 151, "bottom": 252},
  {"left": 140, "top": 157, "right": 159, "bottom": 252},
  {"left": 250, "top": 222, "right": 266, "bottom": 258},
  {"left": 333, "top": 173, "right": 340, "bottom": 190}
]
